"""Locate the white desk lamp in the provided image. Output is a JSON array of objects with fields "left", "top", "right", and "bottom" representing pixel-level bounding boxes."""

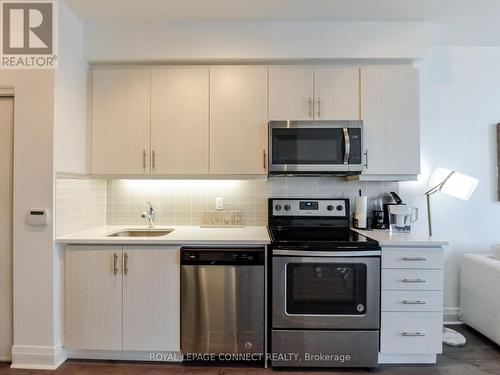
[{"left": 425, "top": 167, "right": 479, "bottom": 347}]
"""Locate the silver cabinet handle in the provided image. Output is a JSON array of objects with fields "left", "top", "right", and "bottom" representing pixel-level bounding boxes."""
[
  {"left": 263, "top": 150, "right": 266, "bottom": 170},
  {"left": 142, "top": 150, "right": 147, "bottom": 169},
  {"left": 152, "top": 150, "right": 156, "bottom": 170},
  {"left": 402, "top": 300, "right": 426, "bottom": 305},
  {"left": 113, "top": 253, "right": 118, "bottom": 275},
  {"left": 124, "top": 252, "right": 129, "bottom": 275},
  {"left": 364, "top": 149, "right": 368, "bottom": 169},
  {"left": 308, "top": 97, "right": 312, "bottom": 118},
  {"left": 343, "top": 128, "right": 350, "bottom": 165},
  {"left": 316, "top": 97, "right": 321, "bottom": 118},
  {"left": 402, "top": 332, "right": 426, "bottom": 337},
  {"left": 403, "top": 257, "right": 427, "bottom": 261},
  {"left": 402, "top": 278, "right": 427, "bottom": 283}
]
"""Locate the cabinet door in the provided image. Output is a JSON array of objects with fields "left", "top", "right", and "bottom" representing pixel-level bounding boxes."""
[
  {"left": 269, "top": 67, "right": 314, "bottom": 120},
  {"left": 210, "top": 67, "right": 268, "bottom": 175},
  {"left": 361, "top": 66, "right": 420, "bottom": 176},
  {"left": 91, "top": 69, "right": 151, "bottom": 174},
  {"left": 65, "top": 246, "right": 122, "bottom": 350},
  {"left": 151, "top": 68, "right": 209, "bottom": 174},
  {"left": 314, "top": 67, "right": 360, "bottom": 120},
  {"left": 122, "top": 247, "right": 180, "bottom": 351}
]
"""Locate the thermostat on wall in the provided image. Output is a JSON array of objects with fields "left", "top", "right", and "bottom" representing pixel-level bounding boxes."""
[{"left": 26, "top": 209, "right": 50, "bottom": 226}]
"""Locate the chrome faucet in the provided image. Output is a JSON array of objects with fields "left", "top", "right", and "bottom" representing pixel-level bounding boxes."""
[{"left": 141, "top": 201, "right": 155, "bottom": 228}]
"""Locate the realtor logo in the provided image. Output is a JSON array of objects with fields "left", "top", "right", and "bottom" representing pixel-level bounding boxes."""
[{"left": 1, "top": 0, "right": 57, "bottom": 69}]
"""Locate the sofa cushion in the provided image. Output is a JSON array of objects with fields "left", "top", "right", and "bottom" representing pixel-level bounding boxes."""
[{"left": 492, "top": 245, "right": 500, "bottom": 260}]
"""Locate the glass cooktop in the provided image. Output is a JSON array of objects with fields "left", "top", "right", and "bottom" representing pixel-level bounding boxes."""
[{"left": 268, "top": 227, "right": 380, "bottom": 250}]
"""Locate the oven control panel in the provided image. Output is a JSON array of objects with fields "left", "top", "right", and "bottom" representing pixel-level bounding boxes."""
[{"left": 271, "top": 199, "right": 347, "bottom": 217}]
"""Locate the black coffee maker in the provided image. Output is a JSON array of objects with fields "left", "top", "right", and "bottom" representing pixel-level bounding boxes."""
[{"left": 372, "top": 210, "right": 386, "bottom": 229}]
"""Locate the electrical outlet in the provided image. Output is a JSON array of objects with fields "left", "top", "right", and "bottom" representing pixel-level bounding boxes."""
[{"left": 215, "top": 197, "right": 224, "bottom": 210}]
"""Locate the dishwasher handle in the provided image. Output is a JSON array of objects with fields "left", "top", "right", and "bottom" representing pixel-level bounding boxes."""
[{"left": 181, "top": 248, "right": 265, "bottom": 266}]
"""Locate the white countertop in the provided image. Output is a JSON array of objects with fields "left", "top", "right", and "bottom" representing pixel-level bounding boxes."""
[
  {"left": 353, "top": 229, "right": 449, "bottom": 247},
  {"left": 56, "top": 225, "right": 270, "bottom": 246}
]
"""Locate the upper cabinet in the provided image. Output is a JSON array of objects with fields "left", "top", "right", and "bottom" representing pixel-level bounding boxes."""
[
  {"left": 269, "top": 67, "right": 314, "bottom": 120},
  {"left": 151, "top": 68, "right": 209, "bottom": 175},
  {"left": 89, "top": 64, "right": 419, "bottom": 180},
  {"left": 269, "top": 66, "right": 360, "bottom": 121},
  {"left": 314, "top": 67, "right": 360, "bottom": 120},
  {"left": 360, "top": 66, "right": 420, "bottom": 179},
  {"left": 209, "top": 67, "right": 269, "bottom": 175},
  {"left": 91, "top": 69, "right": 151, "bottom": 174}
]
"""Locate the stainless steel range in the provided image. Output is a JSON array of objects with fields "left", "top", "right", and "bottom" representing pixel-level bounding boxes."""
[{"left": 268, "top": 198, "right": 381, "bottom": 368}]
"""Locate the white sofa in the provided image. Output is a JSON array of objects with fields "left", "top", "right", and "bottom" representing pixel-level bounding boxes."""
[{"left": 461, "top": 253, "right": 500, "bottom": 345}]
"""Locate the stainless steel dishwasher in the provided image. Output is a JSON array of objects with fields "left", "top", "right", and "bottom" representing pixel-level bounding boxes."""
[{"left": 181, "top": 248, "right": 265, "bottom": 359}]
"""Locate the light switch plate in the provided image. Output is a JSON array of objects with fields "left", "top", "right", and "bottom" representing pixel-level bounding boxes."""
[{"left": 215, "top": 197, "right": 224, "bottom": 210}]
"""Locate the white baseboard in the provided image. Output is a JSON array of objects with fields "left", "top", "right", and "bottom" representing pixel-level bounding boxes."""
[
  {"left": 444, "top": 307, "right": 463, "bottom": 324},
  {"left": 11, "top": 343, "right": 67, "bottom": 370},
  {"left": 66, "top": 349, "right": 182, "bottom": 362}
]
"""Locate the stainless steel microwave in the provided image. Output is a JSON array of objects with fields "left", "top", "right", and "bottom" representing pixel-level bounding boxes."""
[{"left": 268, "top": 120, "right": 363, "bottom": 175}]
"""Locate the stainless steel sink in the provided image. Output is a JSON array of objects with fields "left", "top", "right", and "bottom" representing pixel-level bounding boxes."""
[{"left": 106, "top": 229, "right": 174, "bottom": 238}]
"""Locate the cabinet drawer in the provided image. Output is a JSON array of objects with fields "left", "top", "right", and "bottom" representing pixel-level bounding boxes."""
[
  {"left": 382, "top": 248, "right": 443, "bottom": 269},
  {"left": 382, "top": 291, "right": 443, "bottom": 312},
  {"left": 381, "top": 312, "right": 442, "bottom": 354},
  {"left": 382, "top": 269, "right": 443, "bottom": 291}
]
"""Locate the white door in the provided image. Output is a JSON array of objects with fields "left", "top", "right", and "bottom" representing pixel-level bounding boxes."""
[
  {"left": 361, "top": 66, "right": 420, "bottom": 176},
  {"left": 151, "top": 68, "right": 209, "bottom": 174},
  {"left": 210, "top": 67, "right": 269, "bottom": 175},
  {"left": 122, "top": 247, "right": 180, "bottom": 351},
  {"left": 91, "top": 69, "right": 151, "bottom": 174},
  {"left": 314, "top": 67, "right": 360, "bottom": 120},
  {"left": 65, "top": 246, "right": 123, "bottom": 350},
  {"left": 269, "top": 67, "right": 314, "bottom": 120},
  {"left": 0, "top": 96, "right": 13, "bottom": 360}
]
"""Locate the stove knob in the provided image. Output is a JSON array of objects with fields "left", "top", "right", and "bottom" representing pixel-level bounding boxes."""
[
  {"left": 336, "top": 205, "right": 344, "bottom": 211},
  {"left": 327, "top": 205, "right": 334, "bottom": 211},
  {"left": 275, "top": 204, "right": 282, "bottom": 211},
  {"left": 284, "top": 204, "right": 291, "bottom": 211}
]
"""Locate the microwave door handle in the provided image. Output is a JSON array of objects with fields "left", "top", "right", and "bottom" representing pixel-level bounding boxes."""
[{"left": 343, "top": 128, "right": 350, "bottom": 164}]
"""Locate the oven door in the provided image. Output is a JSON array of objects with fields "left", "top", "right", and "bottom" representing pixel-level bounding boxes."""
[
  {"left": 272, "top": 252, "right": 380, "bottom": 330},
  {"left": 268, "top": 121, "right": 362, "bottom": 174}
]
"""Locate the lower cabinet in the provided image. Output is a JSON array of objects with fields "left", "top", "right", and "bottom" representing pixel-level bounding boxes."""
[
  {"left": 65, "top": 245, "right": 180, "bottom": 352},
  {"left": 379, "top": 246, "right": 444, "bottom": 364}
]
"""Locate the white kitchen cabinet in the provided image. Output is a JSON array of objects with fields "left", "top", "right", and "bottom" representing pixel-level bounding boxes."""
[
  {"left": 151, "top": 68, "right": 209, "bottom": 174},
  {"left": 122, "top": 247, "right": 180, "bottom": 351},
  {"left": 210, "top": 67, "right": 269, "bottom": 175},
  {"left": 65, "top": 246, "right": 180, "bottom": 353},
  {"left": 269, "top": 66, "right": 360, "bottom": 121},
  {"left": 91, "top": 69, "right": 151, "bottom": 174},
  {"left": 360, "top": 66, "right": 420, "bottom": 179},
  {"left": 314, "top": 67, "right": 360, "bottom": 120},
  {"left": 379, "top": 246, "right": 443, "bottom": 364},
  {"left": 269, "top": 67, "right": 314, "bottom": 120},
  {"left": 65, "top": 246, "right": 123, "bottom": 350}
]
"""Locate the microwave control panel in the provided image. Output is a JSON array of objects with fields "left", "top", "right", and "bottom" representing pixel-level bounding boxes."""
[{"left": 348, "top": 128, "right": 362, "bottom": 165}]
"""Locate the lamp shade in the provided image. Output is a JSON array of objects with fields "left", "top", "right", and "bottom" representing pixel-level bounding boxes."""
[{"left": 429, "top": 167, "right": 479, "bottom": 201}]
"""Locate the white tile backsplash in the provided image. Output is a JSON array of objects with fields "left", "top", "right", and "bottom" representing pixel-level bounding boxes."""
[
  {"left": 54, "top": 177, "right": 399, "bottom": 234},
  {"left": 105, "top": 178, "right": 399, "bottom": 227},
  {"left": 55, "top": 179, "right": 106, "bottom": 237}
]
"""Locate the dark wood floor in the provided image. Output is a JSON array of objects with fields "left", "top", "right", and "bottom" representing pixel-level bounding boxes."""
[{"left": 1, "top": 325, "right": 498, "bottom": 374}]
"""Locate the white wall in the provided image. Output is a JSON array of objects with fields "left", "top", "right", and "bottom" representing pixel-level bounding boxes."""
[
  {"left": 400, "top": 46, "right": 500, "bottom": 319},
  {"left": 399, "top": 0, "right": 500, "bottom": 319},
  {"left": 54, "top": 1, "right": 88, "bottom": 174},
  {"left": 84, "top": 21, "right": 427, "bottom": 62},
  {"left": 0, "top": 70, "right": 58, "bottom": 367}
]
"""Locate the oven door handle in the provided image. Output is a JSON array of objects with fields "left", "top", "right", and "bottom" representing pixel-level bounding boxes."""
[
  {"left": 273, "top": 249, "right": 381, "bottom": 257},
  {"left": 343, "top": 128, "right": 350, "bottom": 165}
]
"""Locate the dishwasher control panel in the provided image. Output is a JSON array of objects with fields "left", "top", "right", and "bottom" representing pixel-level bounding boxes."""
[{"left": 181, "top": 248, "right": 265, "bottom": 265}]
